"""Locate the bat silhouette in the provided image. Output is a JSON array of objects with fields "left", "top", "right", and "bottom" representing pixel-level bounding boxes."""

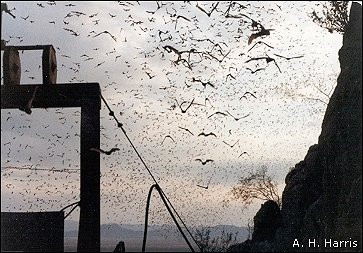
[
  {"left": 226, "top": 111, "right": 251, "bottom": 121},
  {"left": 238, "top": 152, "right": 251, "bottom": 159},
  {"left": 175, "top": 98, "right": 195, "bottom": 113},
  {"left": 196, "top": 2, "right": 219, "bottom": 17},
  {"left": 245, "top": 56, "right": 281, "bottom": 73},
  {"left": 207, "top": 111, "right": 228, "bottom": 119},
  {"left": 223, "top": 140, "right": 239, "bottom": 148},
  {"left": 198, "top": 132, "right": 217, "bottom": 137},
  {"left": 174, "top": 15, "right": 191, "bottom": 29},
  {"left": 246, "top": 67, "right": 265, "bottom": 74},
  {"left": 196, "top": 175, "right": 212, "bottom": 190},
  {"left": 178, "top": 126, "right": 194, "bottom": 135},
  {"left": 93, "top": 30, "right": 117, "bottom": 42},
  {"left": 95, "top": 61, "right": 106, "bottom": 68},
  {"left": 145, "top": 72, "right": 155, "bottom": 79},
  {"left": 273, "top": 53, "right": 304, "bottom": 60},
  {"left": 248, "top": 41, "right": 274, "bottom": 52},
  {"left": 191, "top": 77, "right": 216, "bottom": 89},
  {"left": 248, "top": 24, "right": 274, "bottom": 45},
  {"left": 90, "top": 147, "right": 120, "bottom": 155},
  {"left": 195, "top": 159, "right": 214, "bottom": 165},
  {"left": 240, "top": 91, "right": 257, "bottom": 100},
  {"left": 161, "top": 135, "right": 175, "bottom": 144}
]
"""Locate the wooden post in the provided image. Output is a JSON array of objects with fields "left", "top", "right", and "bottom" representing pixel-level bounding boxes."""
[
  {"left": 78, "top": 96, "right": 100, "bottom": 252},
  {"left": 42, "top": 45, "right": 57, "bottom": 84},
  {"left": 3, "top": 46, "right": 21, "bottom": 85}
]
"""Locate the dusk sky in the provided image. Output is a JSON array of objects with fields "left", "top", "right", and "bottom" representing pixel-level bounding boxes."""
[{"left": 1, "top": 1, "right": 343, "bottom": 230}]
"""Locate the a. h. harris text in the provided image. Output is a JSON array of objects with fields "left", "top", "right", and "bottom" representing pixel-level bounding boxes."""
[{"left": 292, "top": 238, "right": 358, "bottom": 249}]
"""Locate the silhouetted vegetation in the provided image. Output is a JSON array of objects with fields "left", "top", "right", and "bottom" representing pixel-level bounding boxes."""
[
  {"left": 194, "top": 227, "right": 239, "bottom": 252},
  {"left": 310, "top": 1, "right": 349, "bottom": 34},
  {"left": 231, "top": 166, "right": 281, "bottom": 208}
]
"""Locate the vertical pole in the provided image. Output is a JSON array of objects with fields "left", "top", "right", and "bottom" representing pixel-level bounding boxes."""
[{"left": 78, "top": 97, "right": 100, "bottom": 252}]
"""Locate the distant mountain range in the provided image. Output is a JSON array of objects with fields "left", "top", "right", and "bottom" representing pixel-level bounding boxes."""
[
  {"left": 64, "top": 221, "right": 248, "bottom": 251},
  {"left": 65, "top": 221, "right": 248, "bottom": 241}
]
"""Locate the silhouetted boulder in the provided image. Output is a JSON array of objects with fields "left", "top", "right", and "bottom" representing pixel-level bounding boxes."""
[
  {"left": 252, "top": 200, "right": 281, "bottom": 243},
  {"left": 228, "top": 200, "right": 280, "bottom": 252}
]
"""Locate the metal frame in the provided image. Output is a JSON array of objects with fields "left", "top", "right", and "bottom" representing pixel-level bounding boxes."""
[{"left": 1, "top": 83, "right": 101, "bottom": 252}]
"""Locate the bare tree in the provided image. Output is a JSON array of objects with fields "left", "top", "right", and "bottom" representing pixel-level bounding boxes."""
[
  {"left": 310, "top": 1, "right": 349, "bottom": 34},
  {"left": 297, "top": 73, "right": 336, "bottom": 106},
  {"left": 281, "top": 72, "right": 338, "bottom": 114},
  {"left": 194, "top": 227, "right": 239, "bottom": 252},
  {"left": 230, "top": 166, "right": 281, "bottom": 208}
]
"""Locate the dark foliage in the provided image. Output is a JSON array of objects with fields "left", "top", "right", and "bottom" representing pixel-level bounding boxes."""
[{"left": 310, "top": 1, "right": 349, "bottom": 34}]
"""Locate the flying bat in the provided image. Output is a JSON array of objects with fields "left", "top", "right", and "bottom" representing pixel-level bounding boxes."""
[
  {"left": 90, "top": 147, "right": 120, "bottom": 155},
  {"left": 248, "top": 41, "right": 274, "bottom": 52},
  {"left": 226, "top": 111, "right": 251, "bottom": 121},
  {"left": 161, "top": 135, "right": 176, "bottom": 144},
  {"left": 240, "top": 91, "right": 257, "bottom": 100},
  {"left": 196, "top": 2, "right": 219, "bottom": 17},
  {"left": 246, "top": 67, "right": 265, "bottom": 74},
  {"left": 195, "top": 159, "right": 214, "bottom": 165},
  {"left": 196, "top": 184, "right": 209, "bottom": 189},
  {"left": 198, "top": 132, "right": 217, "bottom": 137},
  {"left": 207, "top": 111, "right": 228, "bottom": 119},
  {"left": 197, "top": 175, "right": 212, "bottom": 189},
  {"left": 93, "top": 30, "right": 117, "bottom": 42},
  {"left": 223, "top": 140, "right": 239, "bottom": 148},
  {"left": 238, "top": 152, "right": 251, "bottom": 158},
  {"left": 248, "top": 25, "right": 274, "bottom": 45},
  {"left": 245, "top": 56, "right": 281, "bottom": 73},
  {"left": 178, "top": 126, "right": 194, "bottom": 135},
  {"left": 273, "top": 53, "right": 304, "bottom": 60},
  {"left": 175, "top": 98, "right": 195, "bottom": 113}
]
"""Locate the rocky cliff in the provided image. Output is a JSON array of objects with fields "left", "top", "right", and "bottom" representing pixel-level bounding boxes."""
[{"left": 229, "top": 2, "right": 362, "bottom": 252}]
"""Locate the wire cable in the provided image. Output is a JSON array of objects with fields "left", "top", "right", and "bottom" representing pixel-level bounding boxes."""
[
  {"left": 159, "top": 187, "right": 202, "bottom": 250},
  {"left": 64, "top": 203, "right": 79, "bottom": 219},
  {"left": 60, "top": 201, "right": 80, "bottom": 219},
  {"left": 100, "top": 92, "right": 158, "bottom": 184},
  {"left": 142, "top": 184, "right": 194, "bottom": 252},
  {"left": 99, "top": 91, "right": 202, "bottom": 251}
]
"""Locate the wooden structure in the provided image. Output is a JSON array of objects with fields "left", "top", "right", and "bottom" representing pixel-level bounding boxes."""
[
  {"left": 2, "top": 45, "right": 57, "bottom": 85},
  {"left": 1, "top": 5, "right": 101, "bottom": 250},
  {"left": 1, "top": 83, "right": 101, "bottom": 252}
]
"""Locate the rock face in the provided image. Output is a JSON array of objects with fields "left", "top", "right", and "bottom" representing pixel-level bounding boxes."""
[
  {"left": 277, "top": 3, "right": 362, "bottom": 252},
  {"left": 319, "top": 3, "right": 362, "bottom": 251},
  {"left": 229, "top": 3, "right": 362, "bottom": 252}
]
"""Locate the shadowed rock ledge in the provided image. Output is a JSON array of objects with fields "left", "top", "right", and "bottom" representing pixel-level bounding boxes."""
[{"left": 229, "top": 2, "right": 362, "bottom": 252}]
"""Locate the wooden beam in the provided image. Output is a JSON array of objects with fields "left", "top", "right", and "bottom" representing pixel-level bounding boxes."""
[
  {"left": 1, "top": 45, "right": 53, "bottom": 51},
  {"left": 1, "top": 83, "right": 100, "bottom": 109}
]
